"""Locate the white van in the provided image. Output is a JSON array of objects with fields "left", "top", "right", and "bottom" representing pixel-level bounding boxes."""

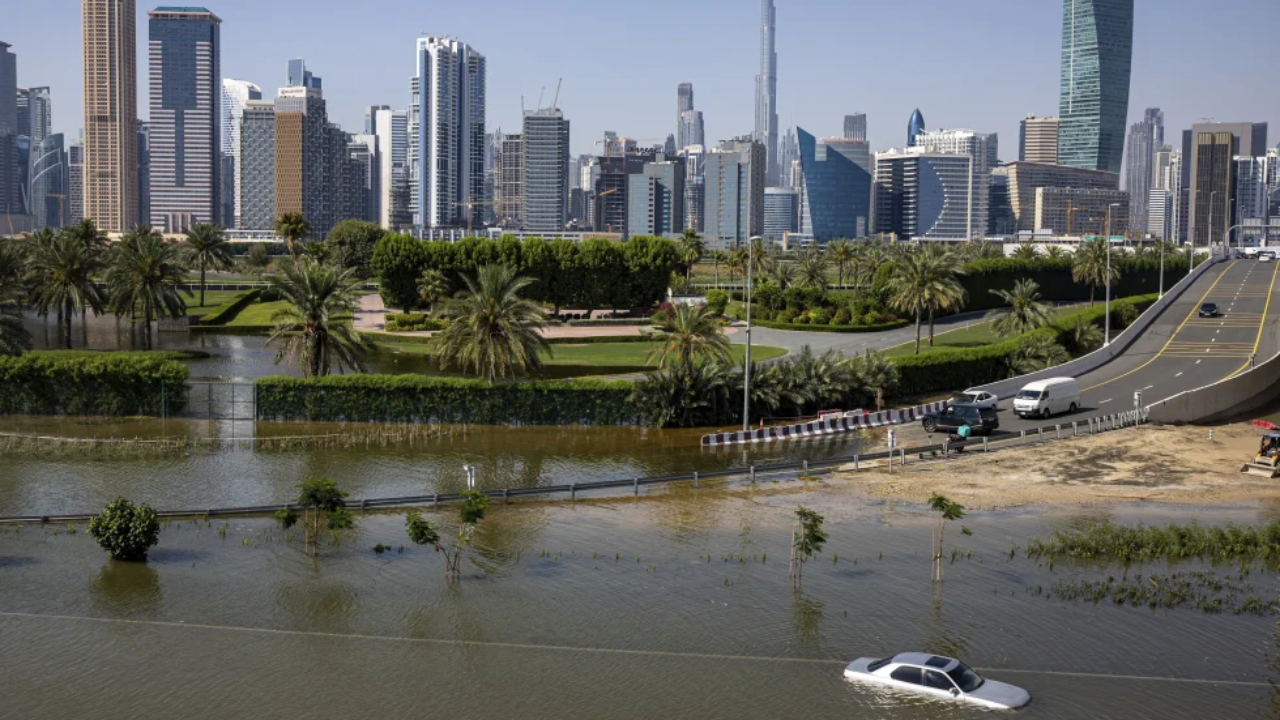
[{"left": 1013, "top": 377, "right": 1080, "bottom": 419}]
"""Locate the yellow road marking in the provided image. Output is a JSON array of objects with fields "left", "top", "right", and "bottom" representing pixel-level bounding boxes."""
[
  {"left": 1084, "top": 261, "right": 1238, "bottom": 392},
  {"left": 1224, "top": 255, "right": 1280, "bottom": 379}
]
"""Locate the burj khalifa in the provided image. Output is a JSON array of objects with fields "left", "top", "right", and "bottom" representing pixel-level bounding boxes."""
[{"left": 754, "top": 0, "right": 779, "bottom": 187}]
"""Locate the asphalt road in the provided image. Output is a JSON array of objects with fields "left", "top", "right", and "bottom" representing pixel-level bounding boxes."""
[{"left": 966, "top": 257, "right": 1280, "bottom": 440}]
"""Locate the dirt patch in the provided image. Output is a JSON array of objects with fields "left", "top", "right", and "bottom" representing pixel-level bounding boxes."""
[{"left": 826, "top": 421, "right": 1280, "bottom": 509}]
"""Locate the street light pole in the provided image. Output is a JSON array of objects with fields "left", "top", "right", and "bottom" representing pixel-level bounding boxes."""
[
  {"left": 742, "top": 237, "right": 757, "bottom": 432},
  {"left": 1104, "top": 203, "right": 1120, "bottom": 347},
  {"left": 1158, "top": 237, "right": 1165, "bottom": 300}
]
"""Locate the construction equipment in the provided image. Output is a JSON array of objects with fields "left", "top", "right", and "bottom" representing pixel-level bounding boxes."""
[{"left": 1242, "top": 421, "right": 1280, "bottom": 478}]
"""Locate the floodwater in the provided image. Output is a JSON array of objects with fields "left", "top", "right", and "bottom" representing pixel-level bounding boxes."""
[{"left": 0, "top": 493, "right": 1276, "bottom": 719}]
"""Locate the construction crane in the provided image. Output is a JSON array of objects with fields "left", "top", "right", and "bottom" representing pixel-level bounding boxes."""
[
  {"left": 451, "top": 199, "right": 497, "bottom": 233},
  {"left": 594, "top": 136, "right": 664, "bottom": 158}
]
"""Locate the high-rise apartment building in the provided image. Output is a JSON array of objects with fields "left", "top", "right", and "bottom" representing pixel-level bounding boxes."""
[
  {"left": 1003, "top": 161, "right": 1118, "bottom": 232},
  {"left": 0, "top": 42, "right": 18, "bottom": 219},
  {"left": 238, "top": 98, "right": 275, "bottom": 231},
  {"left": 274, "top": 60, "right": 329, "bottom": 237},
  {"left": 797, "top": 127, "right": 871, "bottom": 242},
  {"left": 68, "top": 140, "right": 84, "bottom": 225},
  {"left": 409, "top": 37, "right": 485, "bottom": 229},
  {"left": 1058, "top": 0, "right": 1134, "bottom": 175},
  {"left": 1019, "top": 116, "right": 1059, "bottom": 164},
  {"left": 136, "top": 120, "right": 150, "bottom": 226},
  {"left": 348, "top": 133, "right": 379, "bottom": 225},
  {"left": 83, "top": 0, "right": 139, "bottom": 232},
  {"left": 911, "top": 129, "right": 998, "bottom": 240},
  {"left": 493, "top": 132, "right": 523, "bottom": 229},
  {"left": 873, "top": 149, "right": 973, "bottom": 242},
  {"left": 1183, "top": 122, "right": 1269, "bottom": 245},
  {"left": 367, "top": 106, "right": 409, "bottom": 229},
  {"left": 1123, "top": 107, "right": 1163, "bottom": 233},
  {"left": 681, "top": 144, "right": 706, "bottom": 233},
  {"left": 626, "top": 157, "right": 685, "bottom": 238},
  {"left": 844, "top": 113, "right": 867, "bottom": 143},
  {"left": 521, "top": 108, "right": 570, "bottom": 233},
  {"left": 763, "top": 187, "right": 797, "bottom": 241},
  {"left": 148, "top": 6, "right": 221, "bottom": 232},
  {"left": 907, "top": 109, "right": 925, "bottom": 148},
  {"left": 754, "top": 0, "right": 779, "bottom": 186},
  {"left": 17, "top": 87, "right": 52, "bottom": 145},
  {"left": 222, "top": 79, "right": 262, "bottom": 228},
  {"left": 704, "top": 137, "right": 765, "bottom": 249}
]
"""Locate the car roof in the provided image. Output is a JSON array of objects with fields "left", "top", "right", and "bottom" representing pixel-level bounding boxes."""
[{"left": 891, "top": 653, "right": 959, "bottom": 671}]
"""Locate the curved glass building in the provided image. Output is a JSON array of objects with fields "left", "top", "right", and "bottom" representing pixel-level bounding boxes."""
[
  {"left": 1058, "top": 0, "right": 1134, "bottom": 175},
  {"left": 907, "top": 109, "right": 926, "bottom": 147},
  {"left": 30, "top": 133, "right": 66, "bottom": 229}
]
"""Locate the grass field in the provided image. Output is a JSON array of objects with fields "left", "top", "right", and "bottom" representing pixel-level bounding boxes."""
[
  {"left": 884, "top": 307, "right": 1078, "bottom": 357},
  {"left": 221, "top": 299, "right": 290, "bottom": 327},
  {"left": 181, "top": 289, "right": 243, "bottom": 316},
  {"left": 376, "top": 339, "right": 787, "bottom": 372}
]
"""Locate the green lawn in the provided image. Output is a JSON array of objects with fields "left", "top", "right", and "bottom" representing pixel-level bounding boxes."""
[
  {"left": 376, "top": 339, "right": 787, "bottom": 371},
  {"left": 181, "top": 289, "right": 243, "bottom": 316},
  {"left": 222, "top": 299, "right": 291, "bottom": 327},
  {"left": 885, "top": 307, "right": 1078, "bottom": 357}
]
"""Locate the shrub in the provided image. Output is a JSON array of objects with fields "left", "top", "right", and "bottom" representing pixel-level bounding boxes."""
[
  {"left": 385, "top": 313, "right": 448, "bottom": 332},
  {"left": 0, "top": 351, "right": 188, "bottom": 416},
  {"left": 832, "top": 307, "right": 853, "bottom": 325},
  {"left": 705, "top": 289, "right": 730, "bottom": 316},
  {"left": 372, "top": 233, "right": 425, "bottom": 312},
  {"left": 87, "top": 498, "right": 161, "bottom": 561},
  {"left": 255, "top": 375, "right": 638, "bottom": 425},
  {"left": 810, "top": 307, "right": 831, "bottom": 325},
  {"left": 1111, "top": 302, "right": 1139, "bottom": 330},
  {"left": 753, "top": 283, "right": 782, "bottom": 310}
]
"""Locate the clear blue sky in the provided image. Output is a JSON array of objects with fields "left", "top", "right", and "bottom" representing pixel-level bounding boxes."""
[{"left": 8, "top": 0, "right": 1279, "bottom": 162}]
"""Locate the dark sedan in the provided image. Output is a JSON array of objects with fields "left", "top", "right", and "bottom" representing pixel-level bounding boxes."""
[
  {"left": 921, "top": 404, "right": 999, "bottom": 436},
  {"left": 1199, "top": 302, "right": 1220, "bottom": 318}
]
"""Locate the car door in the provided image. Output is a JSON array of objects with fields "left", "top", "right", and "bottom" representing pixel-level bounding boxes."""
[
  {"left": 924, "top": 670, "right": 960, "bottom": 700},
  {"left": 938, "top": 407, "right": 958, "bottom": 432},
  {"left": 889, "top": 666, "right": 925, "bottom": 694}
]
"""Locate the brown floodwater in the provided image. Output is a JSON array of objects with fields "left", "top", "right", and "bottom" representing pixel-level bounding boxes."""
[{"left": 0, "top": 492, "right": 1276, "bottom": 719}]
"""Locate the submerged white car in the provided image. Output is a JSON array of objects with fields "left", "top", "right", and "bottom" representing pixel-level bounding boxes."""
[{"left": 844, "top": 653, "right": 1031, "bottom": 710}]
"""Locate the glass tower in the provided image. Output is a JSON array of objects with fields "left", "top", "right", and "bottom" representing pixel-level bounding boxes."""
[
  {"left": 797, "top": 127, "right": 871, "bottom": 242},
  {"left": 1058, "top": 0, "right": 1134, "bottom": 176},
  {"left": 907, "top": 109, "right": 925, "bottom": 148}
]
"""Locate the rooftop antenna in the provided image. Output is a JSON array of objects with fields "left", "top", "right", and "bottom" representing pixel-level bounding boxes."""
[{"left": 552, "top": 77, "right": 562, "bottom": 110}]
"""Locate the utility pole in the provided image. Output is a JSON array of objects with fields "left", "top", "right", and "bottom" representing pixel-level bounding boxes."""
[
  {"left": 742, "top": 236, "right": 759, "bottom": 432},
  {"left": 1104, "top": 203, "right": 1119, "bottom": 346}
]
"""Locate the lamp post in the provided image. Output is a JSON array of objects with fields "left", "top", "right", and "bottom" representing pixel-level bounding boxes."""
[
  {"left": 1104, "top": 203, "right": 1120, "bottom": 347},
  {"left": 742, "top": 237, "right": 760, "bottom": 432},
  {"left": 1158, "top": 236, "right": 1166, "bottom": 300}
]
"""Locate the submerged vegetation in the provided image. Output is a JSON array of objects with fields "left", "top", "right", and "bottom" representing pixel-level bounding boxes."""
[
  {"left": 1038, "top": 572, "right": 1280, "bottom": 617},
  {"left": 1024, "top": 520, "right": 1280, "bottom": 566}
]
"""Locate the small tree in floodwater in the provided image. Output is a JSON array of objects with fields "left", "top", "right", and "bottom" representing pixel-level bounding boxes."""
[
  {"left": 275, "top": 478, "right": 354, "bottom": 558},
  {"left": 929, "top": 493, "right": 966, "bottom": 582},
  {"left": 789, "top": 506, "right": 828, "bottom": 589},
  {"left": 87, "top": 497, "right": 161, "bottom": 561},
  {"left": 405, "top": 489, "right": 489, "bottom": 583}
]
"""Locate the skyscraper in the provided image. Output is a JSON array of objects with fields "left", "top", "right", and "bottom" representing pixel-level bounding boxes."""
[
  {"left": 17, "top": 87, "right": 52, "bottom": 145},
  {"left": 873, "top": 149, "right": 973, "bottom": 242},
  {"left": 754, "top": 0, "right": 779, "bottom": 186},
  {"left": 1058, "top": 0, "right": 1134, "bottom": 175},
  {"left": 1019, "top": 116, "right": 1059, "bottom": 164},
  {"left": 274, "top": 59, "right": 330, "bottom": 237},
  {"left": 1122, "top": 107, "right": 1162, "bottom": 233},
  {"left": 30, "top": 133, "right": 67, "bottom": 229},
  {"left": 1183, "top": 121, "right": 1269, "bottom": 245},
  {"left": 521, "top": 108, "right": 570, "bottom": 233},
  {"left": 0, "top": 42, "right": 18, "bottom": 219},
  {"left": 907, "top": 109, "right": 925, "bottom": 148},
  {"left": 626, "top": 157, "right": 685, "bottom": 238},
  {"left": 409, "top": 37, "right": 486, "bottom": 229},
  {"left": 68, "top": 140, "right": 84, "bottom": 225},
  {"left": 912, "top": 129, "right": 999, "bottom": 241},
  {"left": 797, "top": 127, "right": 871, "bottom": 242},
  {"left": 136, "top": 120, "right": 150, "bottom": 226},
  {"left": 222, "top": 79, "right": 262, "bottom": 229},
  {"left": 844, "top": 113, "right": 867, "bottom": 142},
  {"left": 83, "top": 0, "right": 139, "bottom": 232},
  {"left": 763, "top": 187, "right": 798, "bottom": 241},
  {"left": 678, "top": 111, "right": 705, "bottom": 152},
  {"left": 148, "top": 6, "right": 222, "bottom": 233},
  {"left": 238, "top": 98, "right": 275, "bottom": 230},
  {"left": 494, "top": 132, "right": 523, "bottom": 229},
  {"left": 367, "top": 106, "right": 409, "bottom": 229},
  {"left": 704, "top": 137, "right": 764, "bottom": 249}
]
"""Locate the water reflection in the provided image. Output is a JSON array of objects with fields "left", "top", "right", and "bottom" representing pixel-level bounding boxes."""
[{"left": 90, "top": 561, "right": 163, "bottom": 617}]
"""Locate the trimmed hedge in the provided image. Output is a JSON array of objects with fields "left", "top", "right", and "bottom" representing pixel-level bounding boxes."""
[
  {"left": 197, "top": 289, "right": 260, "bottom": 325},
  {"left": 385, "top": 313, "right": 448, "bottom": 332},
  {"left": 255, "top": 375, "right": 639, "bottom": 425},
  {"left": 749, "top": 318, "right": 910, "bottom": 333},
  {"left": 565, "top": 318, "right": 651, "bottom": 327},
  {"left": 0, "top": 351, "right": 189, "bottom": 416},
  {"left": 545, "top": 334, "right": 657, "bottom": 345},
  {"left": 960, "top": 258, "right": 1189, "bottom": 312},
  {"left": 891, "top": 295, "right": 1158, "bottom": 397}
]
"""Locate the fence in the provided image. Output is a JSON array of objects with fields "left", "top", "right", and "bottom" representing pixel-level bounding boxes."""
[
  {"left": 701, "top": 400, "right": 951, "bottom": 447},
  {"left": 0, "top": 407, "right": 1150, "bottom": 525},
  {"left": 170, "top": 381, "right": 257, "bottom": 422}
]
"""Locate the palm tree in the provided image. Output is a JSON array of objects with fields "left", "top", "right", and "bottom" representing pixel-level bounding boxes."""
[
  {"left": 64, "top": 218, "right": 108, "bottom": 251},
  {"left": 107, "top": 229, "right": 189, "bottom": 349},
  {"left": 631, "top": 360, "right": 736, "bottom": 428},
  {"left": 1012, "top": 243, "right": 1041, "bottom": 261},
  {"left": 1044, "top": 245, "right": 1068, "bottom": 261},
  {"left": 795, "top": 248, "right": 830, "bottom": 289},
  {"left": 436, "top": 264, "right": 550, "bottom": 383},
  {"left": 1072, "top": 238, "right": 1121, "bottom": 306},
  {"left": 0, "top": 241, "right": 31, "bottom": 355},
  {"left": 850, "top": 349, "right": 898, "bottom": 412},
  {"left": 885, "top": 248, "right": 967, "bottom": 354},
  {"left": 750, "top": 238, "right": 772, "bottom": 279},
  {"left": 266, "top": 258, "right": 371, "bottom": 378},
  {"left": 1008, "top": 334, "right": 1070, "bottom": 376},
  {"left": 183, "top": 223, "right": 233, "bottom": 308},
  {"left": 1064, "top": 316, "right": 1104, "bottom": 355},
  {"left": 726, "top": 248, "right": 748, "bottom": 285},
  {"left": 646, "top": 302, "right": 731, "bottom": 369},
  {"left": 678, "top": 229, "right": 704, "bottom": 282},
  {"left": 709, "top": 250, "right": 727, "bottom": 286},
  {"left": 986, "top": 278, "right": 1054, "bottom": 338},
  {"left": 827, "top": 239, "right": 855, "bottom": 286},
  {"left": 920, "top": 245, "right": 968, "bottom": 345},
  {"left": 274, "top": 212, "right": 312, "bottom": 260},
  {"left": 28, "top": 232, "right": 108, "bottom": 348},
  {"left": 771, "top": 262, "right": 796, "bottom": 290},
  {"left": 416, "top": 268, "right": 450, "bottom": 315}
]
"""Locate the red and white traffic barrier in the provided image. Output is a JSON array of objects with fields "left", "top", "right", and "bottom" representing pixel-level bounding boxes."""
[{"left": 700, "top": 400, "right": 950, "bottom": 447}]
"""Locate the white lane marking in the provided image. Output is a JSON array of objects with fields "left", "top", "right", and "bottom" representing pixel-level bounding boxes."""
[
  {"left": 1175, "top": 372, "right": 1184, "bottom": 377},
  {"left": 1099, "top": 399, "right": 1113, "bottom": 405},
  {"left": 1142, "top": 385, "right": 1154, "bottom": 391},
  {"left": 1196, "top": 360, "right": 1203, "bottom": 364}
]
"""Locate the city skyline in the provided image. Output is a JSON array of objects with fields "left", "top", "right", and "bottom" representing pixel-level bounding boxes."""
[{"left": 6, "top": 0, "right": 1277, "bottom": 164}]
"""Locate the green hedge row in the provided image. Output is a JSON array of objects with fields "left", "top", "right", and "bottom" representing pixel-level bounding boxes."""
[
  {"left": 545, "top": 334, "right": 657, "bottom": 345},
  {"left": 891, "top": 295, "right": 1158, "bottom": 397},
  {"left": 0, "top": 351, "right": 189, "bottom": 416},
  {"left": 254, "top": 375, "right": 639, "bottom": 425},
  {"left": 198, "top": 289, "right": 260, "bottom": 325},
  {"left": 385, "top": 313, "right": 448, "bottom": 332},
  {"left": 960, "top": 258, "right": 1188, "bottom": 312},
  {"left": 749, "top": 318, "right": 910, "bottom": 333}
]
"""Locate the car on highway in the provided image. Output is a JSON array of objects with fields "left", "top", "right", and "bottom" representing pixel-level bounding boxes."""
[
  {"left": 921, "top": 403, "right": 999, "bottom": 436},
  {"left": 1199, "top": 302, "right": 1221, "bottom": 318},
  {"left": 1262, "top": 252, "right": 1275, "bottom": 263},
  {"left": 955, "top": 389, "right": 999, "bottom": 410},
  {"left": 1013, "top": 377, "right": 1080, "bottom": 419},
  {"left": 844, "top": 653, "right": 1031, "bottom": 709}
]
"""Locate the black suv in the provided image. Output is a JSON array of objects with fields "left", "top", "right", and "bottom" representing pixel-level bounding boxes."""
[
  {"left": 1199, "top": 303, "right": 1220, "bottom": 318},
  {"left": 921, "top": 404, "right": 999, "bottom": 435}
]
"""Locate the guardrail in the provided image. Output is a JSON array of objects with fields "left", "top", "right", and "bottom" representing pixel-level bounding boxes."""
[
  {"left": 0, "top": 409, "right": 1150, "bottom": 526},
  {"left": 974, "top": 249, "right": 1227, "bottom": 400},
  {"left": 701, "top": 400, "right": 950, "bottom": 446}
]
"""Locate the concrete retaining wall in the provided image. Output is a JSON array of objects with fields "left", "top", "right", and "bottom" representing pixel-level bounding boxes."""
[
  {"left": 974, "top": 250, "right": 1226, "bottom": 399},
  {"left": 1148, "top": 351, "right": 1280, "bottom": 424}
]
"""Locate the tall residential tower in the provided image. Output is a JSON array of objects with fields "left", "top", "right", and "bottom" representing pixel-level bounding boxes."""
[
  {"left": 409, "top": 37, "right": 486, "bottom": 229},
  {"left": 83, "top": 0, "right": 139, "bottom": 232}
]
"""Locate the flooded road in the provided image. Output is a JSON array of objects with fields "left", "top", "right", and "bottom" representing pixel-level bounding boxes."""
[{"left": 0, "top": 495, "right": 1275, "bottom": 719}]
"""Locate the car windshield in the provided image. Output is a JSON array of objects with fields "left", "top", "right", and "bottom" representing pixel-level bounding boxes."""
[
  {"left": 1202, "top": 304, "right": 1216, "bottom": 311},
  {"left": 946, "top": 664, "right": 984, "bottom": 693},
  {"left": 1015, "top": 390, "right": 1044, "bottom": 400}
]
